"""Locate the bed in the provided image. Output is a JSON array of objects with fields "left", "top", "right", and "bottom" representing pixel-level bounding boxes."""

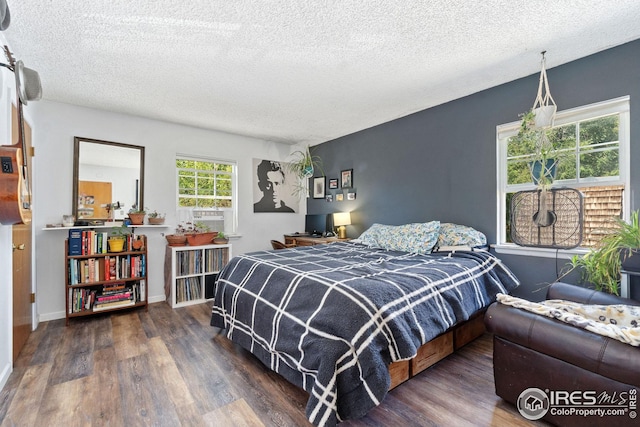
[{"left": 210, "top": 238, "right": 518, "bottom": 426}]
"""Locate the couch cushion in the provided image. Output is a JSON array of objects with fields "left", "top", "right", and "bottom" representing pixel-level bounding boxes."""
[{"left": 485, "top": 302, "right": 640, "bottom": 386}]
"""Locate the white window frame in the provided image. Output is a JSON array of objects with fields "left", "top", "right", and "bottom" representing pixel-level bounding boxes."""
[
  {"left": 175, "top": 154, "right": 238, "bottom": 235},
  {"left": 495, "top": 96, "right": 630, "bottom": 258}
]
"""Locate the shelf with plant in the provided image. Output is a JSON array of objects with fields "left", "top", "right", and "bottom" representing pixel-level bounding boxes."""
[
  {"left": 147, "top": 210, "right": 165, "bottom": 225},
  {"left": 164, "top": 221, "right": 218, "bottom": 246},
  {"left": 128, "top": 206, "right": 147, "bottom": 225},
  {"left": 108, "top": 224, "right": 132, "bottom": 252}
]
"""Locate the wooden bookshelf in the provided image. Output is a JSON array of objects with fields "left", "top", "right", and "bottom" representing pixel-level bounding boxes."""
[
  {"left": 164, "top": 243, "right": 231, "bottom": 308},
  {"left": 64, "top": 232, "right": 148, "bottom": 325}
]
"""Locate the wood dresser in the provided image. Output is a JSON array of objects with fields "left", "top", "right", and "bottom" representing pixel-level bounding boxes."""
[{"left": 283, "top": 234, "right": 348, "bottom": 247}]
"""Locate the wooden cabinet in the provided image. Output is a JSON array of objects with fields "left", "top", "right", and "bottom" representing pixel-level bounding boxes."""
[
  {"left": 64, "top": 233, "right": 148, "bottom": 325},
  {"left": 164, "top": 243, "right": 231, "bottom": 308}
]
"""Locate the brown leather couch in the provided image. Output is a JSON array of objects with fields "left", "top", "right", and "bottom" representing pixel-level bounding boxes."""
[{"left": 485, "top": 282, "right": 640, "bottom": 427}]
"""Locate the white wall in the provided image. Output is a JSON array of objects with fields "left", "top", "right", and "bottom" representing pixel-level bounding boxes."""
[
  {"left": 0, "top": 32, "right": 16, "bottom": 389},
  {"left": 31, "top": 100, "right": 305, "bottom": 321}
]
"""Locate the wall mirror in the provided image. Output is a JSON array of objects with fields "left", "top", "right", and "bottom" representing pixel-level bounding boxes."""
[{"left": 72, "top": 137, "right": 145, "bottom": 222}]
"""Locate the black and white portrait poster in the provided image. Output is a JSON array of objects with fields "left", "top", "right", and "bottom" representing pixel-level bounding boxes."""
[{"left": 252, "top": 158, "right": 299, "bottom": 213}]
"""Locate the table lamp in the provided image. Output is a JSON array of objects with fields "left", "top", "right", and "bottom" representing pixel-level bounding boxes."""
[{"left": 333, "top": 212, "right": 351, "bottom": 239}]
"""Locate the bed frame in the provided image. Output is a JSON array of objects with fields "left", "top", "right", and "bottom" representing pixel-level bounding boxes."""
[{"left": 388, "top": 310, "right": 486, "bottom": 389}]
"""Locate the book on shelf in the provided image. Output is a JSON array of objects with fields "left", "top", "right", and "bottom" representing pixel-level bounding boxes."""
[
  {"left": 96, "top": 292, "right": 131, "bottom": 302},
  {"left": 68, "top": 229, "right": 83, "bottom": 256},
  {"left": 93, "top": 299, "right": 135, "bottom": 311}
]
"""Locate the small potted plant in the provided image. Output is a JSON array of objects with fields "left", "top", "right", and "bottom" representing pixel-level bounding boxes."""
[
  {"left": 213, "top": 232, "right": 229, "bottom": 244},
  {"left": 183, "top": 221, "right": 218, "bottom": 246},
  {"left": 147, "top": 210, "right": 165, "bottom": 225},
  {"left": 128, "top": 206, "right": 147, "bottom": 225},
  {"left": 163, "top": 223, "right": 188, "bottom": 246},
  {"left": 108, "top": 224, "right": 131, "bottom": 252}
]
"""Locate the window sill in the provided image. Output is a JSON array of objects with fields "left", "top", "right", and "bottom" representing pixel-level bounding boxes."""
[{"left": 493, "top": 243, "right": 588, "bottom": 260}]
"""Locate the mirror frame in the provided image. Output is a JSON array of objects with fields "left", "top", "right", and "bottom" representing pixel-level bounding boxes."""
[{"left": 72, "top": 136, "right": 145, "bottom": 222}]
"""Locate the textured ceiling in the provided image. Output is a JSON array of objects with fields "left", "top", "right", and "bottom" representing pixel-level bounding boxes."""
[{"left": 2, "top": 1, "right": 640, "bottom": 145}]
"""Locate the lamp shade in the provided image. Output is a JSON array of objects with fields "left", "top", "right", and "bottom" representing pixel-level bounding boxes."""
[{"left": 333, "top": 212, "right": 351, "bottom": 227}]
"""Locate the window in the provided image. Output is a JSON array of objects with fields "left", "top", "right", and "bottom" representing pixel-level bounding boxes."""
[
  {"left": 497, "top": 96, "right": 630, "bottom": 251},
  {"left": 176, "top": 155, "right": 237, "bottom": 233}
]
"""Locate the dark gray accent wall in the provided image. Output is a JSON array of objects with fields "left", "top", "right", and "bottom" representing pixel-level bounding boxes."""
[{"left": 308, "top": 39, "right": 640, "bottom": 301}]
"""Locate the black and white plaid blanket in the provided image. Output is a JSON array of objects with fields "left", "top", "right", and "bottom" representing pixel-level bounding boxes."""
[{"left": 210, "top": 242, "right": 519, "bottom": 426}]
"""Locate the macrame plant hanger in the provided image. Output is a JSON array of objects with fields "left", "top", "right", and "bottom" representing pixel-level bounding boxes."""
[
  {"left": 531, "top": 51, "right": 557, "bottom": 227},
  {"left": 532, "top": 51, "right": 556, "bottom": 129}
]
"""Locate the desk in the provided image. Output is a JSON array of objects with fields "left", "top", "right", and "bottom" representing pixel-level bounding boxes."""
[{"left": 284, "top": 234, "right": 345, "bottom": 247}]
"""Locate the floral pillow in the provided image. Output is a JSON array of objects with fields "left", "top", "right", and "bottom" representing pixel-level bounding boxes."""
[
  {"left": 356, "top": 223, "right": 387, "bottom": 247},
  {"left": 437, "top": 223, "right": 487, "bottom": 248},
  {"left": 357, "top": 221, "right": 441, "bottom": 254}
]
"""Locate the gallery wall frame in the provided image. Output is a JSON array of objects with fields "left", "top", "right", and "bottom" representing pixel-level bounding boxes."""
[
  {"left": 313, "top": 176, "right": 326, "bottom": 199},
  {"left": 341, "top": 169, "right": 353, "bottom": 189}
]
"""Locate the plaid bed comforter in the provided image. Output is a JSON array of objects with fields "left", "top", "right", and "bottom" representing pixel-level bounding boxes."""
[{"left": 210, "top": 242, "right": 519, "bottom": 426}]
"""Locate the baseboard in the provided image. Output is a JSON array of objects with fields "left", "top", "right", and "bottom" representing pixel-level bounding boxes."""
[
  {"left": 148, "top": 294, "right": 166, "bottom": 304},
  {"left": 0, "top": 361, "right": 11, "bottom": 392},
  {"left": 39, "top": 294, "right": 168, "bottom": 322}
]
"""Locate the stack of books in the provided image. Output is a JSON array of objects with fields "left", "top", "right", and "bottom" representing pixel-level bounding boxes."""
[{"left": 93, "top": 283, "right": 135, "bottom": 311}]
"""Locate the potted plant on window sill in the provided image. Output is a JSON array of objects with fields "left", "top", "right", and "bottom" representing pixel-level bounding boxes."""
[
  {"left": 177, "top": 221, "right": 218, "bottom": 246},
  {"left": 163, "top": 229, "right": 188, "bottom": 247},
  {"left": 213, "top": 232, "right": 229, "bottom": 244}
]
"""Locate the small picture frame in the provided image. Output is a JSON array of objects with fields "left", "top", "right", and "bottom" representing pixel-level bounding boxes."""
[
  {"left": 313, "top": 176, "right": 325, "bottom": 199},
  {"left": 325, "top": 194, "right": 333, "bottom": 202},
  {"left": 347, "top": 192, "right": 356, "bottom": 201},
  {"left": 341, "top": 169, "right": 353, "bottom": 189},
  {"left": 336, "top": 193, "right": 344, "bottom": 201},
  {"left": 328, "top": 178, "right": 339, "bottom": 189}
]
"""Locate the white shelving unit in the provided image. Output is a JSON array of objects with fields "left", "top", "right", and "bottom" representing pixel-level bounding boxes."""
[{"left": 164, "top": 243, "right": 232, "bottom": 308}]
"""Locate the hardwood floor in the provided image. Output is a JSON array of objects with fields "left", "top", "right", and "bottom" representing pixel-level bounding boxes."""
[{"left": 0, "top": 302, "right": 546, "bottom": 427}]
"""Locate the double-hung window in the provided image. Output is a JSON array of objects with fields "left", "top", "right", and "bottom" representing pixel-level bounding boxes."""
[
  {"left": 497, "top": 96, "right": 630, "bottom": 253},
  {"left": 176, "top": 155, "right": 237, "bottom": 233}
]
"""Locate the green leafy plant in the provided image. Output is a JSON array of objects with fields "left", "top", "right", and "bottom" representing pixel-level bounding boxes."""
[
  {"left": 570, "top": 210, "right": 640, "bottom": 295},
  {"left": 285, "top": 145, "right": 324, "bottom": 199},
  {"left": 109, "top": 223, "right": 131, "bottom": 238},
  {"left": 512, "top": 109, "right": 563, "bottom": 188},
  {"left": 176, "top": 221, "right": 211, "bottom": 235},
  {"left": 148, "top": 210, "right": 165, "bottom": 219},
  {"left": 129, "top": 206, "right": 147, "bottom": 214}
]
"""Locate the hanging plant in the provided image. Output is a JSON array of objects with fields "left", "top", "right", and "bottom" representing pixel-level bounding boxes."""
[
  {"left": 531, "top": 51, "right": 557, "bottom": 129},
  {"left": 285, "top": 145, "right": 323, "bottom": 199}
]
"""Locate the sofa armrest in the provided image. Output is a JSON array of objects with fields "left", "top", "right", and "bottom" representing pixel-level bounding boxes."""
[
  {"left": 547, "top": 282, "right": 640, "bottom": 306},
  {"left": 485, "top": 302, "right": 640, "bottom": 386}
]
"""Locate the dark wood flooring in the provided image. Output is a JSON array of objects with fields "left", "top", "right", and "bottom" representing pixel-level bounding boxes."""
[{"left": 0, "top": 302, "right": 546, "bottom": 426}]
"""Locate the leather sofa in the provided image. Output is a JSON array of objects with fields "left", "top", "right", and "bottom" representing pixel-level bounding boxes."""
[{"left": 485, "top": 282, "right": 639, "bottom": 427}]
